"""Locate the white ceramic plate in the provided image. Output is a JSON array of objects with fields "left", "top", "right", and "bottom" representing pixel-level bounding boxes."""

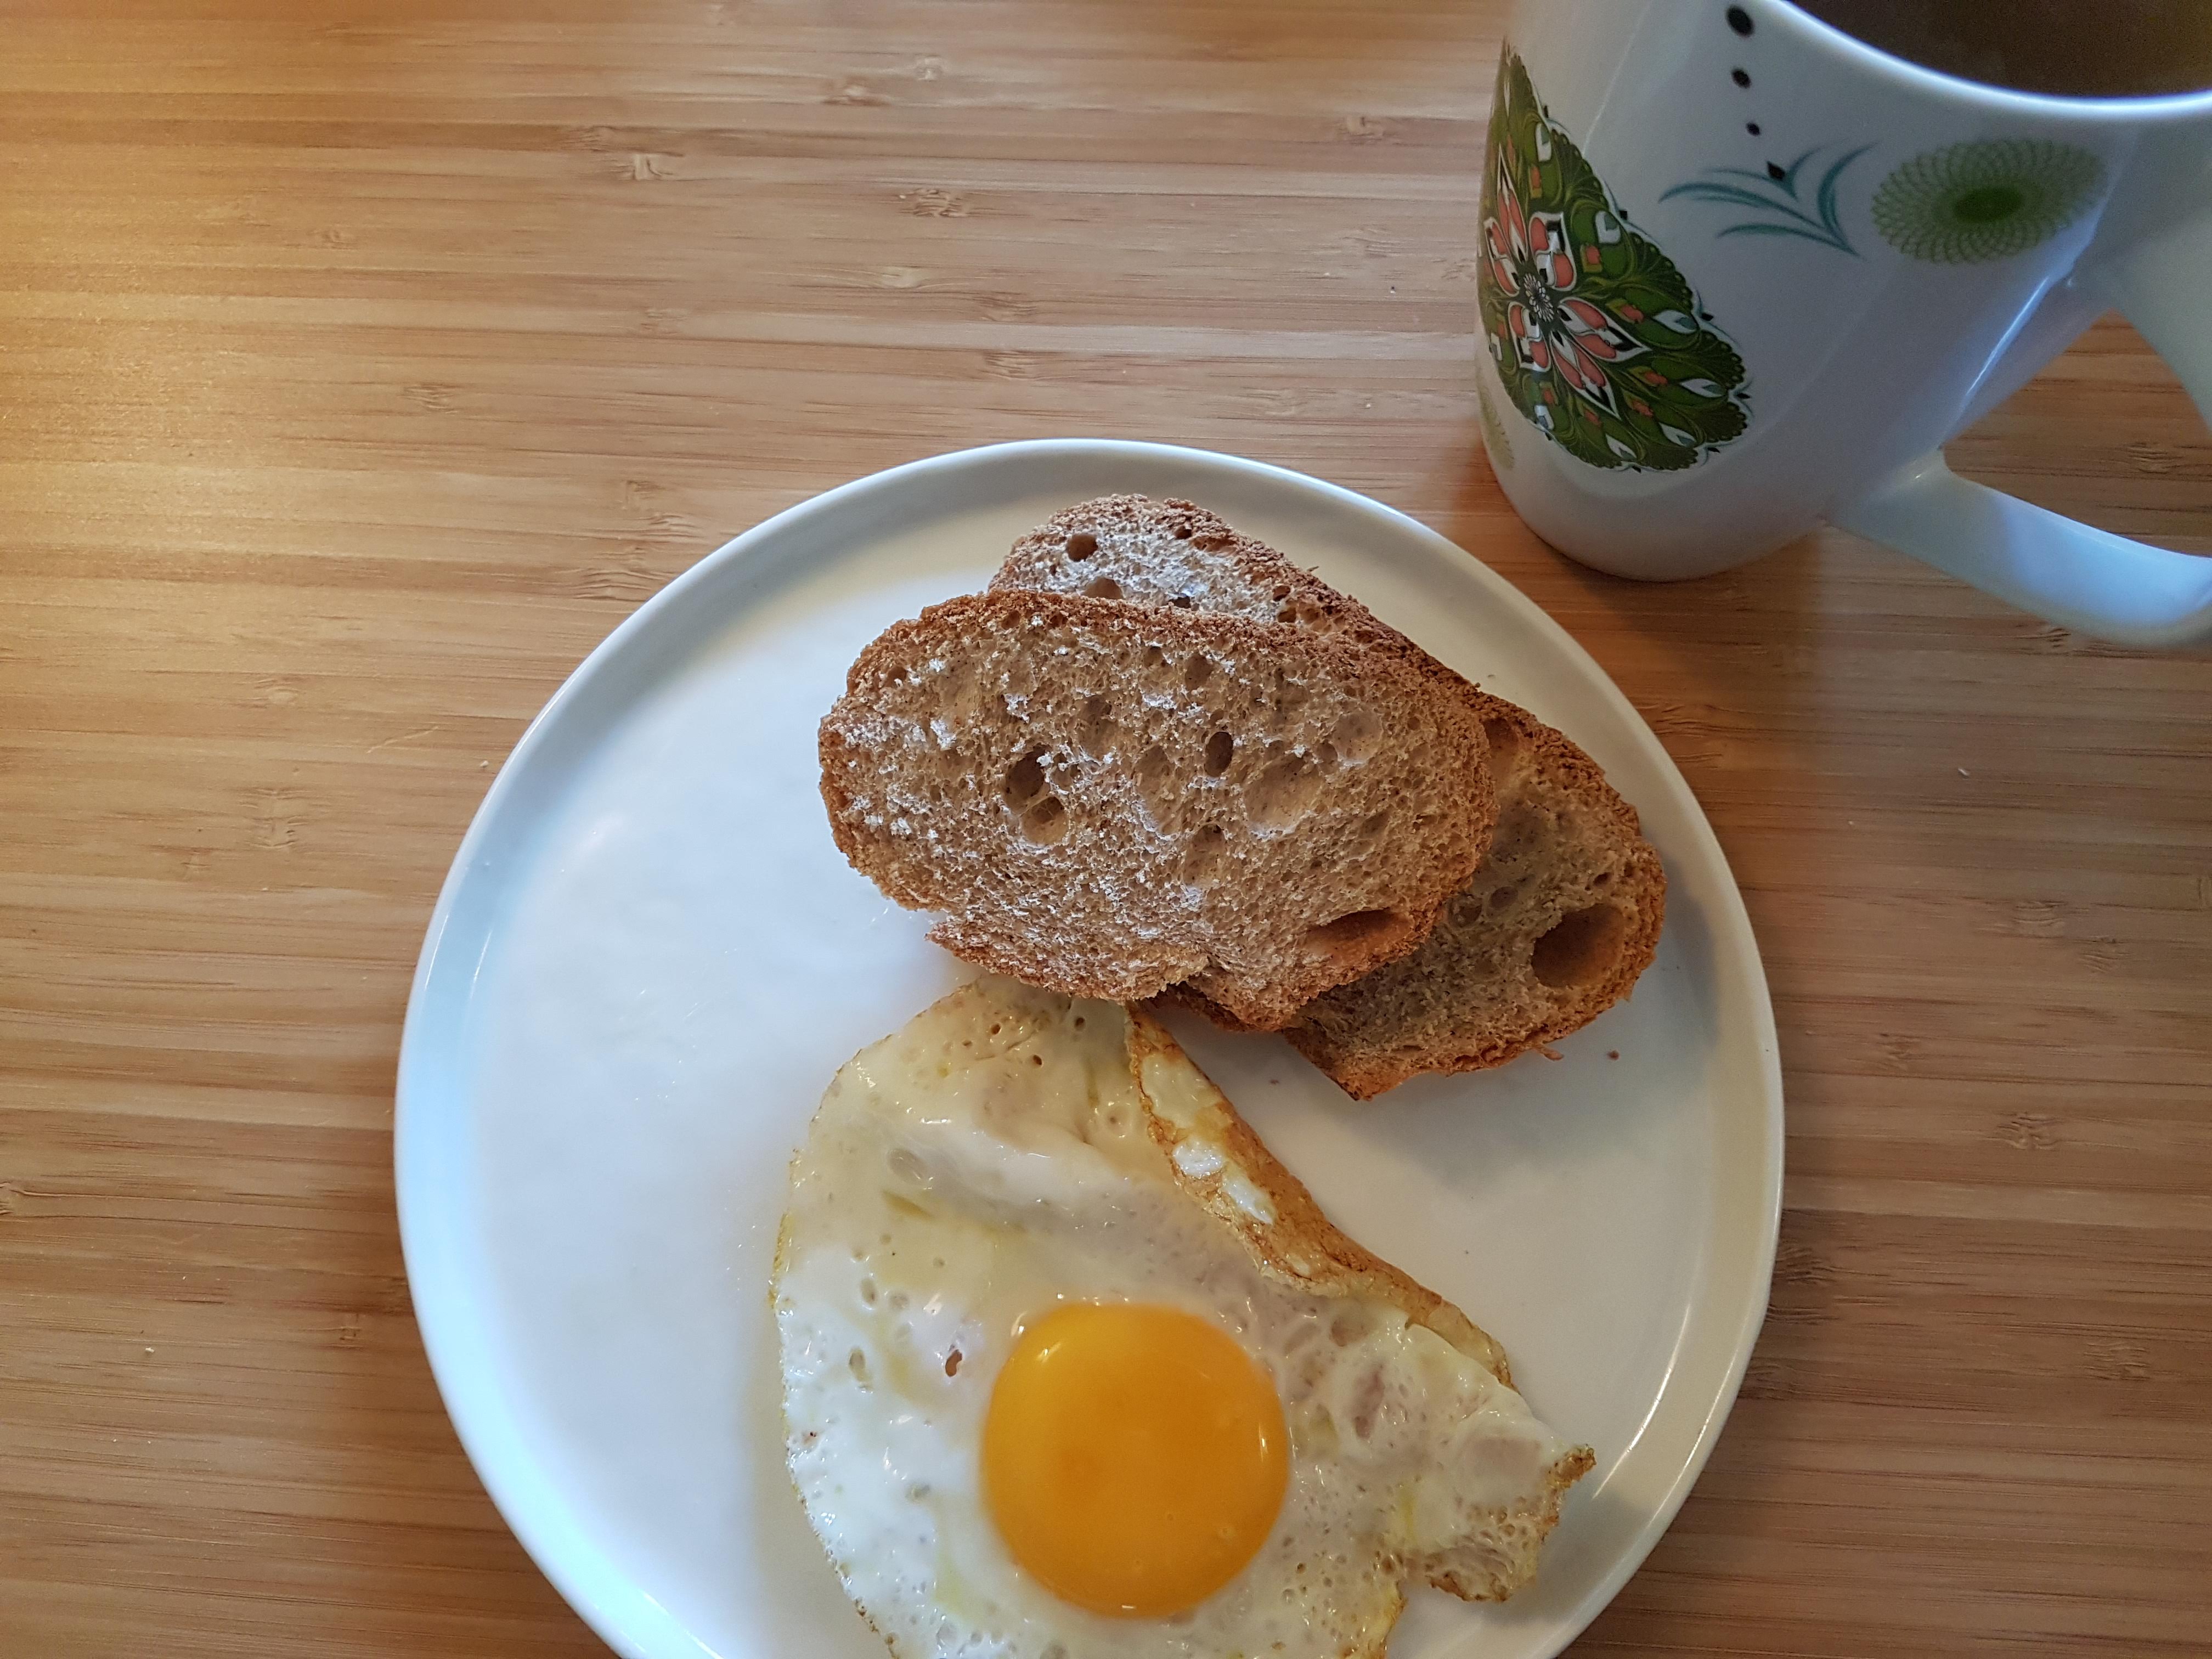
[{"left": 396, "top": 439, "right": 1782, "bottom": 1659}]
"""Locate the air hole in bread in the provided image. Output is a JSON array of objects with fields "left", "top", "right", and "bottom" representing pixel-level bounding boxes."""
[
  {"left": 1171, "top": 595, "right": 1195, "bottom": 608},
  {"left": 1184, "top": 654, "right": 1214, "bottom": 690},
  {"left": 848, "top": 1348, "right": 870, "bottom": 1384},
  {"left": 1141, "top": 743, "right": 1177, "bottom": 796},
  {"left": 1022, "top": 795, "right": 1069, "bottom": 845},
  {"left": 1172, "top": 522, "right": 1193, "bottom": 540},
  {"left": 1084, "top": 575, "right": 1122, "bottom": 599},
  {"left": 1487, "top": 882, "right": 1522, "bottom": 913},
  {"left": 1250, "top": 752, "right": 1322, "bottom": 830},
  {"left": 1065, "top": 531, "right": 1097, "bottom": 560},
  {"left": 1532, "top": 903, "right": 1628, "bottom": 989},
  {"left": 1492, "top": 803, "right": 1539, "bottom": 853},
  {"left": 1481, "top": 715, "right": 1523, "bottom": 780},
  {"left": 1004, "top": 746, "right": 1047, "bottom": 805},
  {"left": 1329, "top": 707, "right": 1382, "bottom": 764},
  {"left": 1076, "top": 695, "right": 1116, "bottom": 757},
  {"left": 1301, "top": 907, "right": 1411, "bottom": 961},
  {"left": 1135, "top": 743, "right": 1170, "bottom": 791},
  {"left": 1141, "top": 643, "right": 1166, "bottom": 669},
  {"left": 1185, "top": 823, "right": 1227, "bottom": 881},
  {"left": 1594, "top": 870, "right": 1614, "bottom": 888},
  {"left": 1314, "top": 742, "right": 1338, "bottom": 771},
  {"left": 1271, "top": 584, "right": 1291, "bottom": 601},
  {"left": 1357, "top": 809, "right": 1389, "bottom": 839},
  {"left": 1203, "top": 729, "right": 1234, "bottom": 776}
]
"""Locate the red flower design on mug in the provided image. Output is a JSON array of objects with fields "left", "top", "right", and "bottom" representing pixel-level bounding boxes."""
[{"left": 1482, "top": 147, "right": 1647, "bottom": 421}]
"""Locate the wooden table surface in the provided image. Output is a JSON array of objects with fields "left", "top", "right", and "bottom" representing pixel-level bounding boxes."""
[{"left": 5, "top": 2, "right": 2209, "bottom": 1654}]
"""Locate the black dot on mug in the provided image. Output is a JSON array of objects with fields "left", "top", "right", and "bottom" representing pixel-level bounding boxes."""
[
  {"left": 1727, "top": 5, "right": 1753, "bottom": 34},
  {"left": 1766, "top": 161, "right": 1786, "bottom": 180},
  {"left": 1746, "top": 122, "right": 1762, "bottom": 135},
  {"left": 1732, "top": 67, "right": 1752, "bottom": 88}
]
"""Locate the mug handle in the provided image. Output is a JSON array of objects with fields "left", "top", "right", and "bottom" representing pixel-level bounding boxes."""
[{"left": 1831, "top": 215, "right": 2212, "bottom": 651}]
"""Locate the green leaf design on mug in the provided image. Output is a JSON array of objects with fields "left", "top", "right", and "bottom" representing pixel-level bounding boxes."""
[
  {"left": 1871, "top": 139, "right": 2105, "bottom": 264},
  {"left": 1478, "top": 49, "right": 1750, "bottom": 473}
]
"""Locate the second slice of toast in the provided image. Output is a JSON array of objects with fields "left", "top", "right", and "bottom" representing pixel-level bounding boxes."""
[{"left": 991, "top": 495, "right": 1666, "bottom": 1097}]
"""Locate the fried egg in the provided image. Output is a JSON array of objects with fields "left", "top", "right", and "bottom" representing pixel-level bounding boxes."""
[{"left": 774, "top": 978, "right": 1592, "bottom": 1659}]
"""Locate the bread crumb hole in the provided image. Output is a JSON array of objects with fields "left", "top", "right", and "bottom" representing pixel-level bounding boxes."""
[
  {"left": 1142, "top": 643, "right": 1165, "bottom": 669},
  {"left": 1250, "top": 752, "right": 1322, "bottom": 830},
  {"left": 1004, "top": 746, "right": 1047, "bottom": 804},
  {"left": 1329, "top": 708, "right": 1383, "bottom": 764},
  {"left": 1302, "top": 908, "right": 1412, "bottom": 961},
  {"left": 1482, "top": 715, "right": 1523, "bottom": 778},
  {"left": 1172, "top": 522, "right": 1193, "bottom": 540},
  {"left": 1022, "top": 795, "right": 1068, "bottom": 844},
  {"left": 1065, "top": 531, "right": 1097, "bottom": 560},
  {"left": 1171, "top": 595, "right": 1195, "bottom": 608},
  {"left": 1084, "top": 575, "right": 1122, "bottom": 599},
  {"left": 1357, "top": 809, "right": 1389, "bottom": 840},
  {"left": 1532, "top": 903, "right": 1628, "bottom": 989},
  {"left": 1203, "top": 729, "right": 1234, "bottom": 776},
  {"left": 848, "top": 1348, "right": 870, "bottom": 1383},
  {"left": 1184, "top": 654, "right": 1214, "bottom": 689},
  {"left": 1077, "top": 693, "right": 1115, "bottom": 757},
  {"left": 1185, "top": 823, "right": 1227, "bottom": 881},
  {"left": 1135, "top": 743, "right": 1171, "bottom": 800}
]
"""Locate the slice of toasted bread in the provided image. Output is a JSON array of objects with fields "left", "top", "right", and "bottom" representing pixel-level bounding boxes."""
[
  {"left": 819, "top": 590, "right": 1498, "bottom": 1031},
  {"left": 993, "top": 495, "right": 1666, "bottom": 1097}
]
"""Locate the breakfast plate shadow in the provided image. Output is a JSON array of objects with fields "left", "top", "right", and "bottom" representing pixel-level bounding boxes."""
[{"left": 395, "top": 439, "right": 1785, "bottom": 1659}]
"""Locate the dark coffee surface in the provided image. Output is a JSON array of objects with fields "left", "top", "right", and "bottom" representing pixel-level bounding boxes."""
[{"left": 1793, "top": 0, "right": 2212, "bottom": 97}]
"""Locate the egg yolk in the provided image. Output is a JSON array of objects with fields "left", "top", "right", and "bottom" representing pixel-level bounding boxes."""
[{"left": 981, "top": 1301, "right": 1289, "bottom": 1618}]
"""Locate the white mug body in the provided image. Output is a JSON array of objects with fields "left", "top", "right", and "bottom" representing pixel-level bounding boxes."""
[{"left": 1479, "top": 0, "right": 2212, "bottom": 590}]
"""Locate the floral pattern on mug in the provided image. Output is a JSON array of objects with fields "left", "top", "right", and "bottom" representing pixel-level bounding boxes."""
[{"left": 1479, "top": 48, "right": 1750, "bottom": 472}]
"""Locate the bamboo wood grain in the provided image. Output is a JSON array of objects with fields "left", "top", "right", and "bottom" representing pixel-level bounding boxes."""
[{"left": 3, "top": 2, "right": 2209, "bottom": 1654}]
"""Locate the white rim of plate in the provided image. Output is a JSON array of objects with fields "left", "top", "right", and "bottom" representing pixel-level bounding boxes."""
[{"left": 396, "top": 438, "right": 1784, "bottom": 1659}]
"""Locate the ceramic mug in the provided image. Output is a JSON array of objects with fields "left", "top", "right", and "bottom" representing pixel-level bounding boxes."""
[{"left": 1476, "top": 0, "right": 2212, "bottom": 648}]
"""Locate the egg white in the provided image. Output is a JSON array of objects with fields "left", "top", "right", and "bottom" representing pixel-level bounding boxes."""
[{"left": 774, "top": 978, "right": 1574, "bottom": 1659}]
